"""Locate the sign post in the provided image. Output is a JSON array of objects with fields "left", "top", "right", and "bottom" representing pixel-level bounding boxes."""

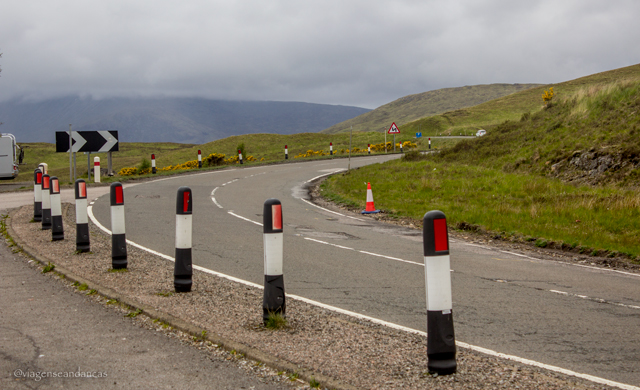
[
  {"left": 388, "top": 122, "right": 400, "bottom": 152},
  {"left": 69, "top": 125, "right": 73, "bottom": 182}
]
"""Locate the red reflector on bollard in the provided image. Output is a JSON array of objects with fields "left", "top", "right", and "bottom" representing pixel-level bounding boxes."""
[
  {"left": 36, "top": 172, "right": 42, "bottom": 184},
  {"left": 272, "top": 204, "right": 282, "bottom": 230},
  {"left": 115, "top": 186, "right": 123, "bottom": 204},
  {"left": 434, "top": 218, "right": 448, "bottom": 252},
  {"left": 79, "top": 182, "right": 87, "bottom": 198},
  {"left": 183, "top": 191, "right": 190, "bottom": 213},
  {"left": 43, "top": 176, "right": 50, "bottom": 189},
  {"left": 52, "top": 180, "right": 59, "bottom": 193}
]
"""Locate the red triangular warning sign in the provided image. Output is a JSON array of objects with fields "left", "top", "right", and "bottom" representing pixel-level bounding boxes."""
[{"left": 388, "top": 122, "right": 400, "bottom": 134}]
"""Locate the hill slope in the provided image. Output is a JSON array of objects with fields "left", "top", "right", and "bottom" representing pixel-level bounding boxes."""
[
  {"left": 0, "top": 96, "right": 370, "bottom": 144},
  {"left": 321, "top": 83, "right": 541, "bottom": 134},
  {"left": 400, "top": 63, "right": 640, "bottom": 136}
]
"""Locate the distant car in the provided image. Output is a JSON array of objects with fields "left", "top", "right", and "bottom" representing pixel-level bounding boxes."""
[{"left": 475, "top": 129, "right": 486, "bottom": 137}]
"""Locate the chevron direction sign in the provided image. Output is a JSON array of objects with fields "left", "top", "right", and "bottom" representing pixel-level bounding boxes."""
[{"left": 55, "top": 131, "right": 119, "bottom": 153}]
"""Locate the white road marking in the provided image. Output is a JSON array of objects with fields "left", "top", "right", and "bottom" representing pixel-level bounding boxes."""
[
  {"left": 86, "top": 203, "right": 639, "bottom": 390},
  {"left": 227, "top": 211, "right": 263, "bottom": 226},
  {"left": 210, "top": 187, "right": 223, "bottom": 208},
  {"left": 464, "top": 245, "right": 640, "bottom": 279},
  {"left": 357, "top": 250, "right": 422, "bottom": 266},
  {"left": 550, "top": 290, "right": 640, "bottom": 310},
  {"left": 305, "top": 168, "right": 346, "bottom": 183},
  {"left": 303, "top": 237, "right": 355, "bottom": 251},
  {"left": 299, "top": 197, "right": 365, "bottom": 221}
]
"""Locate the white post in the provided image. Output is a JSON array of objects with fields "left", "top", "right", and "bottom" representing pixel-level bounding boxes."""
[{"left": 94, "top": 157, "right": 101, "bottom": 183}]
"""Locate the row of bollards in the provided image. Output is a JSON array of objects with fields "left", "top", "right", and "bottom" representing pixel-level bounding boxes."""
[
  {"left": 147, "top": 140, "right": 413, "bottom": 174},
  {"left": 30, "top": 170, "right": 456, "bottom": 375}
]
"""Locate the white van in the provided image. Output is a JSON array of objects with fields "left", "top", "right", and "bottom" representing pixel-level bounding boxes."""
[
  {"left": 475, "top": 129, "right": 487, "bottom": 137},
  {"left": 0, "top": 133, "right": 20, "bottom": 179}
]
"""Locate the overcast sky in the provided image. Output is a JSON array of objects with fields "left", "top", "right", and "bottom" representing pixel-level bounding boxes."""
[{"left": 1, "top": 0, "right": 639, "bottom": 109}]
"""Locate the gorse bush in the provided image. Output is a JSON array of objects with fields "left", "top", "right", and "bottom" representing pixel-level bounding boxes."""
[
  {"left": 542, "top": 87, "right": 554, "bottom": 105},
  {"left": 118, "top": 152, "right": 258, "bottom": 176}
]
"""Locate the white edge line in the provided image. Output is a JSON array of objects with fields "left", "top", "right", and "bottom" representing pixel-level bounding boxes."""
[
  {"left": 148, "top": 168, "right": 238, "bottom": 184},
  {"left": 86, "top": 189, "right": 639, "bottom": 390},
  {"left": 455, "top": 341, "right": 639, "bottom": 390},
  {"left": 305, "top": 168, "right": 347, "bottom": 183}
]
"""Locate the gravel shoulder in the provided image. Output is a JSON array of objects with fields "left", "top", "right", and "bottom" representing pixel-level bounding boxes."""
[{"left": 4, "top": 203, "right": 626, "bottom": 390}]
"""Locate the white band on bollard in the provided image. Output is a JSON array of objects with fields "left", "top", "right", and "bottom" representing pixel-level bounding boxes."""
[
  {"left": 263, "top": 234, "right": 284, "bottom": 275},
  {"left": 175, "top": 215, "right": 193, "bottom": 249},
  {"left": 424, "top": 255, "right": 452, "bottom": 311},
  {"left": 110, "top": 205, "right": 126, "bottom": 235},
  {"left": 76, "top": 198, "right": 88, "bottom": 224}
]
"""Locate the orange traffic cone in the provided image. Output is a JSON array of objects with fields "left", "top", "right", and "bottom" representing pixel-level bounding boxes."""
[{"left": 361, "top": 182, "right": 381, "bottom": 214}]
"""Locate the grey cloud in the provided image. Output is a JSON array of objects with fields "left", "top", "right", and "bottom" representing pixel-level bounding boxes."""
[{"left": 1, "top": 0, "right": 639, "bottom": 109}]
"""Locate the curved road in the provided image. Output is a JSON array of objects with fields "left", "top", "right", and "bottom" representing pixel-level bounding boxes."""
[{"left": 84, "top": 156, "right": 640, "bottom": 387}]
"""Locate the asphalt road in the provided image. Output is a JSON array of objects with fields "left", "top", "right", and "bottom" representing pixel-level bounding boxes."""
[
  {"left": 16, "top": 156, "right": 640, "bottom": 387},
  {"left": 0, "top": 229, "right": 296, "bottom": 389}
]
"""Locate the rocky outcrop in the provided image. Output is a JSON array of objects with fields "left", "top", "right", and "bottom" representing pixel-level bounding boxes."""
[{"left": 549, "top": 149, "right": 639, "bottom": 186}]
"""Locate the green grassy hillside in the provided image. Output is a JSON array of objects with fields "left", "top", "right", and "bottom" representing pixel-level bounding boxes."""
[
  {"left": 321, "top": 83, "right": 541, "bottom": 134},
  {"left": 401, "top": 63, "right": 640, "bottom": 136},
  {"left": 322, "top": 65, "right": 640, "bottom": 262},
  {"left": 438, "top": 79, "right": 640, "bottom": 186}
]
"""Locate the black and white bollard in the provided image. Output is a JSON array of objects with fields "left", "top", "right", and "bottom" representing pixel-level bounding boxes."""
[
  {"left": 238, "top": 149, "right": 243, "bottom": 164},
  {"left": 110, "top": 183, "right": 127, "bottom": 269},
  {"left": 94, "top": 157, "right": 101, "bottom": 183},
  {"left": 151, "top": 154, "right": 157, "bottom": 174},
  {"left": 330, "top": 142, "right": 333, "bottom": 155},
  {"left": 38, "top": 163, "right": 48, "bottom": 175},
  {"left": 41, "top": 174, "right": 52, "bottom": 230},
  {"left": 262, "top": 198, "right": 285, "bottom": 323},
  {"left": 197, "top": 150, "right": 202, "bottom": 168},
  {"left": 423, "top": 210, "right": 456, "bottom": 375},
  {"left": 33, "top": 168, "right": 43, "bottom": 222},
  {"left": 368, "top": 144, "right": 371, "bottom": 154},
  {"left": 284, "top": 145, "right": 288, "bottom": 160},
  {"left": 75, "top": 179, "right": 90, "bottom": 252},
  {"left": 50, "top": 177, "right": 64, "bottom": 241},
  {"left": 429, "top": 137, "right": 431, "bottom": 150},
  {"left": 174, "top": 187, "right": 193, "bottom": 292}
]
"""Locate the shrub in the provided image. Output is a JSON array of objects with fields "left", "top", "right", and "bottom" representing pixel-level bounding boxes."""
[
  {"left": 203, "top": 153, "right": 226, "bottom": 166},
  {"left": 542, "top": 87, "right": 554, "bottom": 106}
]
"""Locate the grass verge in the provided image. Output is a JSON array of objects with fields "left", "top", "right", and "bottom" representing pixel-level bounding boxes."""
[{"left": 322, "top": 159, "right": 640, "bottom": 260}]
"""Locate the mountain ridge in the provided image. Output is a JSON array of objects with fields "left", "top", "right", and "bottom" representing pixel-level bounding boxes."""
[
  {"left": 321, "top": 83, "right": 542, "bottom": 134},
  {"left": 0, "top": 96, "right": 371, "bottom": 144}
]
